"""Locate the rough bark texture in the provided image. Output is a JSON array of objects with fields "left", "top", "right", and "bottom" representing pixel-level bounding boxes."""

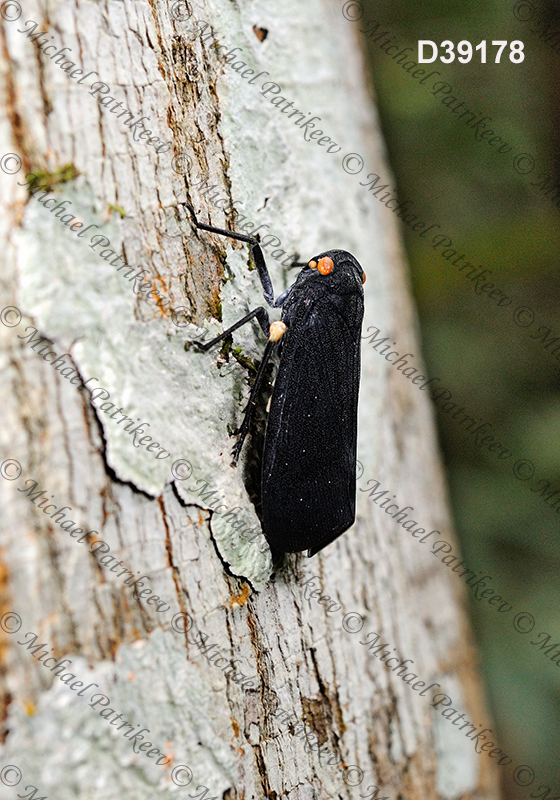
[{"left": 0, "top": 0, "right": 502, "bottom": 798}]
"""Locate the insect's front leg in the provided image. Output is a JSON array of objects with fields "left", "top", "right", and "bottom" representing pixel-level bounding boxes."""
[{"left": 183, "top": 203, "right": 278, "bottom": 306}]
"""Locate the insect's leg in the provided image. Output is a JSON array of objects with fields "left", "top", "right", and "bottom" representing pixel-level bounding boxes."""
[
  {"left": 275, "top": 287, "right": 292, "bottom": 307},
  {"left": 184, "top": 203, "right": 276, "bottom": 307},
  {"left": 187, "top": 307, "right": 270, "bottom": 352},
  {"left": 232, "top": 319, "right": 287, "bottom": 462},
  {"left": 248, "top": 239, "right": 276, "bottom": 308},
  {"left": 232, "top": 339, "right": 276, "bottom": 463}
]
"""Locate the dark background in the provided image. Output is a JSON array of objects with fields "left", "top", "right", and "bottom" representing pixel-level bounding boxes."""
[{"left": 360, "top": 0, "right": 560, "bottom": 794}]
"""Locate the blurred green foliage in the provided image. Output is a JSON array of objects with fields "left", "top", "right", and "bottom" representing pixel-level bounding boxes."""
[{"left": 361, "top": 0, "right": 560, "bottom": 793}]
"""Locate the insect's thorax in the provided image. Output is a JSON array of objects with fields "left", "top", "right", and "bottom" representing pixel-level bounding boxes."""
[{"left": 280, "top": 271, "right": 362, "bottom": 331}]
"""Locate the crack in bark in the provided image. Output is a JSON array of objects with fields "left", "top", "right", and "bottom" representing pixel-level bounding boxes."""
[
  {"left": 0, "top": 23, "right": 31, "bottom": 175},
  {"left": 0, "top": 548, "right": 13, "bottom": 743},
  {"left": 158, "top": 489, "right": 186, "bottom": 617}
]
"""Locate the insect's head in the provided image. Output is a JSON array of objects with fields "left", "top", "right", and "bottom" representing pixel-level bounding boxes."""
[{"left": 304, "top": 249, "right": 366, "bottom": 289}]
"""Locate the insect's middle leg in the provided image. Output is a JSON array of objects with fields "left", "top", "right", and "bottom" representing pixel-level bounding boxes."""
[{"left": 187, "top": 307, "right": 270, "bottom": 351}]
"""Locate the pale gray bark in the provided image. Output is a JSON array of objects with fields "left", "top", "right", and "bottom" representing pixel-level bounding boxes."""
[{"left": 0, "top": 0, "right": 501, "bottom": 798}]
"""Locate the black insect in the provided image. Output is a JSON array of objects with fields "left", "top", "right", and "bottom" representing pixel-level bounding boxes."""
[{"left": 184, "top": 204, "right": 365, "bottom": 557}]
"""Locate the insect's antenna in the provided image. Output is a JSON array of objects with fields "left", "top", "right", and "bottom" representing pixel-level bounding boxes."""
[{"left": 289, "top": 261, "right": 308, "bottom": 269}]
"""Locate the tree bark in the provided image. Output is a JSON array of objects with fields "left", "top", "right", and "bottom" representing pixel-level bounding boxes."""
[{"left": 0, "top": 0, "right": 501, "bottom": 798}]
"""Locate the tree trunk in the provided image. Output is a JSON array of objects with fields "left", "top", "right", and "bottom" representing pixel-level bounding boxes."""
[{"left": 0, "top": 1, "right": 501, "bottom": 798}]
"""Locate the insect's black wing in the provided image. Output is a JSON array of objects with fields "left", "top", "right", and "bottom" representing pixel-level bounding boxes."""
[{"left": 262, "top": 290, "right": 364, "bottom": 553}]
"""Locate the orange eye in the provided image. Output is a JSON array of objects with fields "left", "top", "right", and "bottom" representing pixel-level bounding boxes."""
[
  {"left": 317, "top": 256, "right": 334, "bottom": 275},
  {"left": 362, "top": 271, "right": 366, "bottom": 284},
  {"left": 308, "top": 260, "right": 317, "bottom": 269}
]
